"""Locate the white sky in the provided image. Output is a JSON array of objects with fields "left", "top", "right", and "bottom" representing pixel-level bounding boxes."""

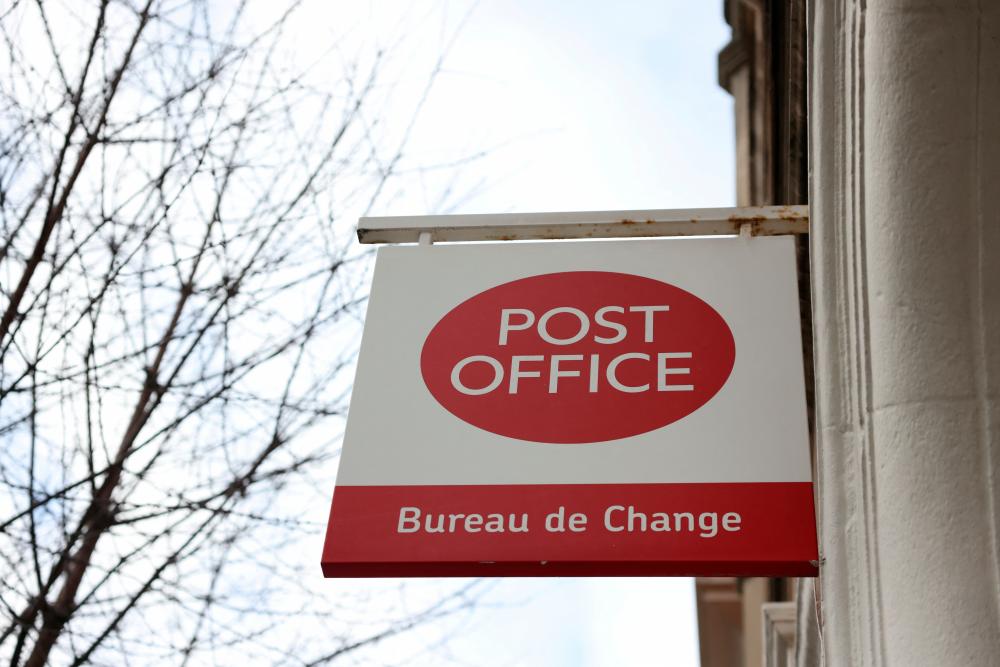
[
  {"left": 393, "top": 0, "right": 735, "bottom": 215},
  {"left": 319, "top": 1, "right": 733, "bottom": 665},
  {"left": 4, "top": 1, "right": 729, "bottom": 664}
]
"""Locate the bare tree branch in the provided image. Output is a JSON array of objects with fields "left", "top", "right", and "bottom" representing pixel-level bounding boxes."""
[{"left": 0, "top": 1, "right": 484, "bottom": 664}]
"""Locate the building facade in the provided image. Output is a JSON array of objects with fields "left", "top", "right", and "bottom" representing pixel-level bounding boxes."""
[{"left": 703, "top": 1, "right": 1000, "bottom": 665}]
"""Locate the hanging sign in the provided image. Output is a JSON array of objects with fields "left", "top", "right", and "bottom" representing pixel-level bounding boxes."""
[{"left": 322, "top": 236, "right": 817, "bottom": 577}]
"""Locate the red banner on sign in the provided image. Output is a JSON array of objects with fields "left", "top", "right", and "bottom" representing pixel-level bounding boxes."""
[{"left": 322, "top": 482, "right": 818, "bottom": 577}]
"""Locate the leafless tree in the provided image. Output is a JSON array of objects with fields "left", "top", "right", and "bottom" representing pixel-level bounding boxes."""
[{"left": 0, "top": 1, "right": 485, "bottom": 664}]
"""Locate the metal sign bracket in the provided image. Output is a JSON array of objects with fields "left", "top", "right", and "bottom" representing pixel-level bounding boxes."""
[{"left": 357, "top": 205, "right": 808, "bottom": 244}]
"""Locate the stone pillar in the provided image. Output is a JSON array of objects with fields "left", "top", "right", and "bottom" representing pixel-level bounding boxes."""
[{"left": 808, "top": 0, "right": 1000, "bottom": 664}]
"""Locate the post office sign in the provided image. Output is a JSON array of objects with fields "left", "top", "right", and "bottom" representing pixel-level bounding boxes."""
[{"left": 322, "top": 237, "right": 817, "bottom": 577}]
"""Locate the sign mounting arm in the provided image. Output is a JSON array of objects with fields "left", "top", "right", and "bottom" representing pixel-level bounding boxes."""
[{"left": 357, "top": 205, "right": 808, "bottom": 244}]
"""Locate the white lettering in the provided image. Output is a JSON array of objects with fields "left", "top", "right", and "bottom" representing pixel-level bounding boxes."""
[
  {"left": 657, "top": 352, "right": 694, "bottom": 392},
  {"left": 673, "top": 512, "right": 695, "bottom": 531},
  {"left": 602, "top": 507, "right": 739, "bottom": 537},
  {"left": 509, "top": 513, "right": 529, "bottom": 532},
  {"left": 499, "top": 308, "right": 535, "bottom": 345},
  {"left": 629, "top": 305, "right": 670, "bottom": 342},
  {"left": 549, "top": 355, "right": 583, "bottom": 393},
  {"left": 593, "top": 306, "right": 627, "bottom": 344},
  {"left": 604, "top": 505, "right": 625, "bottom": 532},
  {"left": 606, "top": 353, "right": 650, "bottom": 393},
  {"left": 650, "top": 512, "right": 671, "bottom": 531},
  {"left": 538, "top": 307, "right": 589, "bottom": 345},
  {"left": 398, "top": 507, "right": 421, "bottom": 533},
  {"left": 397, "top": 509, "right": 538, "bottom": 534},
  {"left": 451, "top": 355, "right": 504, "bottom": 395},
  {"left": 545, "top": 506, "right": 567, "bottom": 532},
  {"left": 509, "top": 355, "right": 544, "bottom": 393},
  {"left": 568, "top": 513, "right": 588, "bottom": 532},
  {"left": 464, "top": 515, "right": 483, "bottom": 532},
  {"left": 425, "top": 514, "right": 445, "bottom": 533},
  {"left": 698, "top": 512, "right": 719, "bottom": 538},
  {"left": 627, "top": 505, "right": 647, "bottom": 532},
  {"left": 485, "top": 514, "right": 505, "bottom": 533}
]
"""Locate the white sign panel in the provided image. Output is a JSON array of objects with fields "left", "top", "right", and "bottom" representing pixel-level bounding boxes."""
[{"left": 323, "top": 236, "right": 816, "bottom": 577}]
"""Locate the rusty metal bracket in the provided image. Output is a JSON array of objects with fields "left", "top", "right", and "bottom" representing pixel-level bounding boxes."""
[{"left": 357, "top": 205, "right": 808, "bottom": 244}]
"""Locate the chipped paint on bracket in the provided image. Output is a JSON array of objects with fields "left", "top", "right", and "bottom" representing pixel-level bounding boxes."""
[{"left": 357, "top": 205, "right": 809, "bottom": 244}]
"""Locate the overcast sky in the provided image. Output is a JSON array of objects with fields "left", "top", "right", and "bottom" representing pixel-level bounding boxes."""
[
  {"left": 396, "top": 0, "right": 735, "bottom": 215},
  {"left": 2, "top": 1, "right": 730, "bottom": 664},
  {"left": 320, "top": 2, "right": 734, "bottom": 665}
]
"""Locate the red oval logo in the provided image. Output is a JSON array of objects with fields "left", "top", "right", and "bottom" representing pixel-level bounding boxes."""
[{"left": 420, "top": 271, "right": 735, "bottom": 443}]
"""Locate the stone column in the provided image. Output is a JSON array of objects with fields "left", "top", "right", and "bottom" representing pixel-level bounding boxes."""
[{"left": 808, "top": 0, "right": 1000, "bottom": 664}]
